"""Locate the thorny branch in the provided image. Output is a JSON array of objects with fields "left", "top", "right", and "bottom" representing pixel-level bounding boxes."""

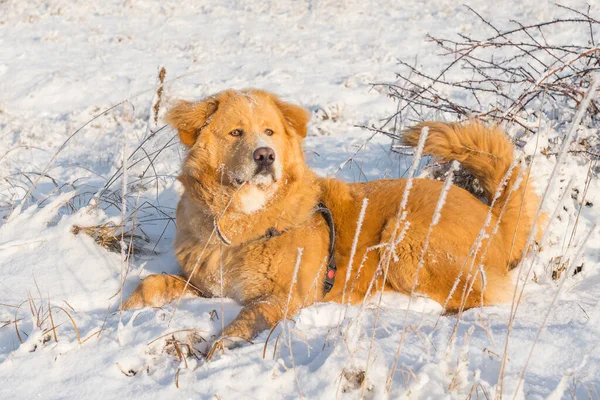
[{"left": 373, "top": 4, "right": 600, "bottom": 168}]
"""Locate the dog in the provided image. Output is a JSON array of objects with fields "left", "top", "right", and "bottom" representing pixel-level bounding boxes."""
[{"left": 122, "top": 89, "right": 541, "bottom": 351}]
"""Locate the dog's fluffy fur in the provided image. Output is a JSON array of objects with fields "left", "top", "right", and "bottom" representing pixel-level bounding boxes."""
[{"left": 122, "top": 89, "right": 541, "bottom": 348}]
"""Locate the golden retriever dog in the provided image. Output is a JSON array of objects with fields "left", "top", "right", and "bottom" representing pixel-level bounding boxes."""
[{"left": 122, "top": 89, "right": 541, "bottom": 351}]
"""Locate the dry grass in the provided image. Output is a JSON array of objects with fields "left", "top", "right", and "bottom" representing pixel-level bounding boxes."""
[
  {"left": 6, "top": 284, "right": 103, "bottom": 352},
  {"left": 71, "top": 222, "right": 150, "bottom": 256}
]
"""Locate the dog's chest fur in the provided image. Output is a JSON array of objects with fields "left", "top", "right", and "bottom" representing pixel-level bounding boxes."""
[{"left": 179, "top": 239, "right": 279, "bottom": 303}]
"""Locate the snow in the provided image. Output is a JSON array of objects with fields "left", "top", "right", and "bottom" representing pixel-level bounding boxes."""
[{"left": 1, "top": 0, "right": 599, "bottom": 398}]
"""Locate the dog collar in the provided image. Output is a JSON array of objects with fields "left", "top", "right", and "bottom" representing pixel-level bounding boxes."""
[
  {"left": 214, "top": 218, "right": 232, "bottom": 246},
  {"left": 213, "top": 202, "right": 337, "bottom": 297},
  {"left": 214, "top": 220, "right": 284, "bottom": 247},
  {"left": 315, "top": 202, "right": 337, "bottom": 297}
]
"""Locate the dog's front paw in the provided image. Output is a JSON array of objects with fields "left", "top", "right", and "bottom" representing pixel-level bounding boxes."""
[{"left": 205, "top": 335, "right": 253, "bottom": 360}]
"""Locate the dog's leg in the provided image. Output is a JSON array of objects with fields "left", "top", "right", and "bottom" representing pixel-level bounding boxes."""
[
  {"left": 121, "top": 274, "right": 200, "bottom": 310},
  {"left": 377, "top": 220, "right": 475, "bottom": 309},
  {"left": 207, "top": 297, "right": 288, "bottom": 358},
  {"left": 383, "top": 231, "right": 497, "bottom": 310},
  {"left": 223, "top": 299, "right": 284, "bottom": 340}
]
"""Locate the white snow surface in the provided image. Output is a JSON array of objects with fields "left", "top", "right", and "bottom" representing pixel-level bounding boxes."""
[{"left": 1, "top": 0, "right": 599, "bottom": 399}]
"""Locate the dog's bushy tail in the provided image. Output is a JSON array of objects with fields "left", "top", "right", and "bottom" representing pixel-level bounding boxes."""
[{"left": 403, "top": 121, "right": 542, "bottom": 267}]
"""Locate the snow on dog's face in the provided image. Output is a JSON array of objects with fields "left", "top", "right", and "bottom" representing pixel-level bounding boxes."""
[{"left": 168, "top": 89, "right": 310, "bottom": 214}]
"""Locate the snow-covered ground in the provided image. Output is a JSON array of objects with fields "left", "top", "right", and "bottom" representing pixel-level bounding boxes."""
[{"left": 1, "top": 0, "right": 599, "bottom": 398}]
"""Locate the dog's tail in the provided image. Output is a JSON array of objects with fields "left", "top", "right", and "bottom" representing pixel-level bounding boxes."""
[{"left": 402, "top": 121, "right": 542, "bottom": 266}]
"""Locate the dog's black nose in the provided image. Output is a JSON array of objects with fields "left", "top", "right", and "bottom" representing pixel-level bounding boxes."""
[{"left": 253, "top": 147, "right": 275, "bottom": 167}]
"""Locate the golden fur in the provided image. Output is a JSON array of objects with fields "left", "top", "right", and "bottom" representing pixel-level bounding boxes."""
[{"left": 122, "top": 89, "right": 541, "bottom": 349}]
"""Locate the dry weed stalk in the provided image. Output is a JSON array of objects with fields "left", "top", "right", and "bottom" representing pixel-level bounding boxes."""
[
  {"left": 153, "top": 67, "right": 167, "bottom": 128},
  {"left": 281, "top": 247, "right": 305, "bottom": 399},
  {"left": 117, "top": 102, "right": 134, "bottom": 316},
  {"left": 383, "top": 159, "right": 458, "bottom": 393}
]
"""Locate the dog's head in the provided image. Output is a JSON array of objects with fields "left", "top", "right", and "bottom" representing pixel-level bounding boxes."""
[{"left": 168, "top": 89, "right": 310, "bottom": 213}]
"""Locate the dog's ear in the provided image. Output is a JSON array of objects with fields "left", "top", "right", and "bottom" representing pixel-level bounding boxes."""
[
  {"left": 166, "top": 98, "right": 219, "bottom": 146},
  {"left": 275, "top": 99, "right": 310, "bottom": 138}
]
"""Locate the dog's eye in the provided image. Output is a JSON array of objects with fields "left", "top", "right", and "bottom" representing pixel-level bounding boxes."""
[
  {"left": 229, "top": 129, "right": 244, "bottom": 137},
  {"left": 264, "top": 129, "right": 274, "bottom": 136}
]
